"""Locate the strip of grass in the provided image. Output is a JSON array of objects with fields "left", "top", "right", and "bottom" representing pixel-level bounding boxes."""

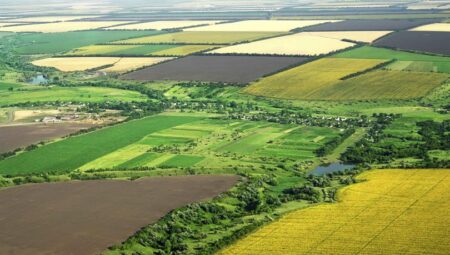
[
  {"left": 0, "top": 115, "right": 201, "bottom": 175},
  {"left": 14, "top": 30, "right": 164, "bottom": 54}
]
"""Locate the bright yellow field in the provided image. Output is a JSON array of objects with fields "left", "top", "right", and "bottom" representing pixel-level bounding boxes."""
[
  {"left": 185, "top": 20, "right": 339, "bottom": 32},
  {"left": 245, "top": 58, "right": 385, "bottom": 99},
  {"left": 9, "top": 16, "right": 99, "bottom": 22},
  {"left": 106, "top": 20, "right": 223, "bottom": 30},
  {"left": 101, "top": 57, "right": 173, "bottom": 73},
  {"left": 208, "top": 33, "right": 355, "bottom": 56},
  {"left": 32, "top": 57, "right": 171, "bottom": 72},
  {"left": 0, "top": 21, "right": 129, "bottom": 33},
  {"left": 410, "top": 23, "right": 450, "bottom": 32},
  {"left": 304, "top": 31, "right": 392, "bottom": 43},
  {"left": 219, "top": 169, "right": 450, "bottom": 255}
]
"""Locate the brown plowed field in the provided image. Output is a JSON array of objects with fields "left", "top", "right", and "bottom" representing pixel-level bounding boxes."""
[
  {"left": 0, "top": 123, "right": 94, "bottom": 153},
  {"left": 0, "top": 175, "right": 239, "bottom": 255}
]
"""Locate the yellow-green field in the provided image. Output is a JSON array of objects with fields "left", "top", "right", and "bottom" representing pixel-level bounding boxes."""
[
  {"left": 218, "top": 169, "right": 450, "bottom": 255},
  {"left": 113, "top": 31, "right": 283, "bottom": 44},
  {"left": 68, "top": 44, "right": 221, "bottom": 56}
]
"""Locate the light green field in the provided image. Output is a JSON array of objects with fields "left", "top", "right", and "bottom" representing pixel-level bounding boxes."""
[
  {"left": 113, "top": 31, "right": 283, "bottom": 44},
  {"left": 0, "top": 86, "right": 148, "bottom": 106},
  {"left": 158, "top": 155, "right": 205, "bottom": 168},
  {"left": 67, "top": 44, "right": 178, "bottom": 56}
]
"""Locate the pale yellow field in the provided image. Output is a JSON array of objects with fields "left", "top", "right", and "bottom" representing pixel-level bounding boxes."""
[
  {"left": 410, "top": 23, "right": 450, "bottom": 32},
  {"left": 218, "top": 169, "right": 450, "bottom": 255},
  {"left": 185, "top": 20, "right": 340, "bottom": 32},
  {"left": 0, "top": 23, "right": 19, "bottom": 27},
  {"left": 32, "top": 57, "right": 121, "bottom": 71},
  {"left": 106, "top": 20, "right": 223, "bottom": 30},
  {"left": 304, "top": 31, "right": 392, "bottom": 43},
  {"left": 9, "top": 16, "right": 99, "bottom": 22},
  {"left": 0, "top": 21, "right": 130, "bottom": 33},
  {"left": 101, "top": 57, "right": 173, "bottom": 73},
  {"left": 208, "top": 33, "right": 355, "bottom": 56}
]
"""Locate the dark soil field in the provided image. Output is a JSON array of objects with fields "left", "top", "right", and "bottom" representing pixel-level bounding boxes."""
[
  {"left": 0, "top": 175, "right": 239, "bottom": 255},
  {"left": 374, "top": 31, "right": 450, "bottom": 56},
  {"left": 304, "top": 19, "right": 439, "bottom": 31},
  {"left": 122, "top": 55, "right": 308, "bottom": 84},
  {"left": 0, "top": 123, "right": 94, "bottom": 153}
]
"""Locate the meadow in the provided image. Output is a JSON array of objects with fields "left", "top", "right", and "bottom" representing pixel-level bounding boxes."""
[
  {"left": 14, "top": 30, "right": 163, "bottom": 54},
  {"left": 218, "top": 169, "right": 450, "bottom": 255},
  {"left": 114, "top": 31, "right": 283, "bottom": 44},
  {"left": 0, "top": 86, "right": 148, "bottom": 106}
]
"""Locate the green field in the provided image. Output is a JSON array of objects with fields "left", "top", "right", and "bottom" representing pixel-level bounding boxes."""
[
  {"left": 14, "top": 30, "right": 164, "bottom": 54},
  {"left": 68, "top": 44, "right": 219, "bottom": 56},
  {"left": 0, "top": 86, "right": 148, "bottom": 106},
  {"left": 0, "top": 115, "right": 201, "bottom": 175},
  {"left": 113, "top": 31, "right": 283, "bottom": 44},
  {"left": 158, "top": 154, "right": 204, "bottom": 168},
  {"left": 334, "top": 46, "right": 450, "bottom": 73}
]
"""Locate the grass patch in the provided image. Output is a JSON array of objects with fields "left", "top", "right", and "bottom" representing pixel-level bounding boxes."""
[{"left": 158, "top": 155, "right": 205, "bottom": 168}]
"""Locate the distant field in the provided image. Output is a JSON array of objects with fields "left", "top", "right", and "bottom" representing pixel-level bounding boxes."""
[
  {"left": 0, "top": 115, "right": 200, "bottom": 175},
  {"left": 208, "top": 33, "right": 355, "bottom": 56},
  {"left": 334, "top": 46, "right": 450, "bottom": 73},
  {"left": 185, "top": 20, "right": 339, "bottom": 32},
  {"left": 68, "top": 44, "right": 219, "bottom": 56},
  {"left": 0, "top": 86, "right": 147, "bottom": 106},
  {"left": 218, "top": 169, "right": 450, "bottom": 255},
  {"left": 245, "top": 58, "right": 385, "bottom": 100},
  {"left": 410, "top": 23, "right": 450, "bottom": 32},
  {"left": 304, "top": 31, "right": 392, "bottom": 43},
  {"left": 304, "top": 19, "right": 440, "bottom": 31},
  {"left": 0, "top": 23, "right": 20, "bottom": 27},
  {"left": 100, "top": 57, "right": 173, "bottom": 73},
  {"left": 32, "top": 57, "right": 122, "bottom": 71},
  {"left": 14, "top": 30, "right": 162, "bottom": 54},
  {"left": 0, "top": 21, "right": 130, "bottom": 33},
  {"left": 114, "top": 31, "right": 283, "bottom": 44},
  {"left": 10, "top": 16, "right": 98, "bottom": 22},
  {"left": 106, "top": 20, "right": 223, "bottom": 30},
  {"left": 123, "top": 55, "right": 308, "bottom": 84},
  {"left": 374, "top": 31, "right": 450, "bottom": 56}
]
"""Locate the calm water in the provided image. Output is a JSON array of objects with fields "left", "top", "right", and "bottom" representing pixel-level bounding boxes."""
[
  {"left": 311, "top": 162, "right": 355, "bottom": 176},
  {"left": 29, "top": 74, "right": 49, "bottom": 85}
]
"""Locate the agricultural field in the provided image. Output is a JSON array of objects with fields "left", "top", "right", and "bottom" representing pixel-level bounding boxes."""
[
  {"left": 0, "top": 175, "right": 239, "bottom": 255},
  {"left": 13, "top": 30, "right": 163, "bottom": 54},
  {"left": 106, "top": 20, "right": 224, "bottom": 30},
  {"left": 100, "top": 57, "right": 174, "bottom": 73},
  {"left": 303, "top": 31, "right": 392, "bottom": 43},
  {"left": 0, "top": 86, "right": 147, "bottom": 106},
  {"left": 374, "top": 31, "right": 450, "bottom": 56},
  {"left": 244, "top": 58, "right": 387, "bottom": 100},
  {"left": 304, "top": 19, "right": 440, "bottom": 31},
  {"left": 67, "top": 44, "right": 220, "bottom": 56},
  {"left": 185, "top": 20, "right": 340, "bottom": 32},
  {"left": 0, "top": 21, "right": 132, "bottom": 33},
  {"left": 208, "top": 33, "right": 355, "bottom": 56},
  {"left": 123, "top": 55, "right": 308, "bottom": 84},
  {"left": 411, "top": 23, "right": 450, "bottom": 32},
  {"left": 113, "top": 31, "right": 283, "bottom": 44},
  {"left": 0, "top": 22, "right": 19, "bottom": 27},
  {"left": 9, "top": 15, "right": 98, "bottom": 22},
  {"left": 218, "top": 169, "right": 450, "bottom": 255}
]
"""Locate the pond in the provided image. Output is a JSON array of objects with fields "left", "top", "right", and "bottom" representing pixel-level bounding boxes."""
[
  {"left": 310, "top": 162, "right": 355, "bottom": 176},
  {"left": 29, "top": 74, "right": 49, "bottom": 85}
]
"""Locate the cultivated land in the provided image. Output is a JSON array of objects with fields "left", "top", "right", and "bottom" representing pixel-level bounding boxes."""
[
  {"left": 0, "top": 176, "right": 239, "bottom": 255},
  {"left": 68, "top": 44, "right": 219, "bottom": 56},
  {"left": 0, "top": 22, "right": 19, "bottom": 27},
  {"left": 0, "top": 86, "right": 147, "bottom": 106},
  {"left": 304, "top": 19, "right": 440, "bottom": 31},
  {"left": 32, "top": 57, "right": 123, "bottom": 71},
  {"left": 14, "top": 30, "right": 163, "bottom": 54},
  {"left": 245, "top": 58, "right": 386, "bottom": 100},
  {"left": 114, "top": 31, "right": 283, "bottom": 44},
  {"left": 0, "top": 21, "right": 131, "bottom": 33},
  {"left": 122, "top": 55, "right": 308, "bottom": 84},
  {"left": 0, "top": 115, "right": 200, "bottom": 175},
  {"left": 9, "top": 16, "right": 98, "bottom": 22},
  {"left": 0, "top": 123, "right": 94, "bottom": 153},
  {"left": 304, "top": 31, "right": 392, "bottom": 43},
  {"left": 209, "top": 33, "right": 355, "bottom": 56},
  {"left": 374, "top": 31, "right": 450, "bottom": 55},
  {"left": 218, "top": 169, "right": 450, "bottom": 255},
  {"left": 106, "top": 20, "right": 223, "bottom": 30},
  {"left": 100, "top": 57, "right": 173, "bottom": 73},
  {"left": 185, "top": 20, "right": 339, "bottom": 32},
  {"left": 410, "top": 23, "right": 450, "bottom": 32}
]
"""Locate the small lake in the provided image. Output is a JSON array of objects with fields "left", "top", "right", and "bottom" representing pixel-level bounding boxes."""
[
  {"left": 29, "top": 74, "right": 49, "bottom": 85},
  {"left": 311, "top": 162, "right": 355, "bottom": 176}
]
